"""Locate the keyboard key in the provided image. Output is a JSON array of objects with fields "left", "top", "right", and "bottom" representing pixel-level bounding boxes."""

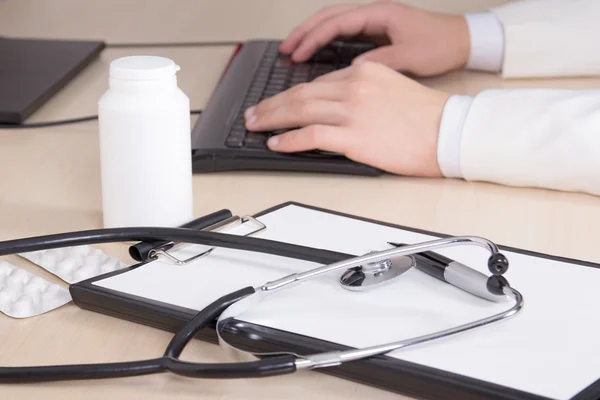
[
  {"left": 352, "top": 41, "right": 377, "bottom": 54},
  {"left": 274, "top": 58, "right": 293, "bottom": 68},
  {"left": 312, "top": 47, "right": 338, "bottom": 63},
  {"left": 311, "top": 63, "right": 336, "bottom": 73},
  {"left": 226, "top": 137, "right": 243, "bottom": 148},
  {"left": 310, "top": 64, "right": 336, "bottom": 79},
  {"left": 244, "top": 142, "right": 266, "bottom": 149},
  {"left": 244, "top": 133, "right": 267, "bottom": 148},
  {"left": 266, "top": 80, "right": 285, "bottom": 90},
  {"left": 245, "top": 92, "right": 261, "bottom": 101},
  {"left": 293, "top": 63, "right": 310, "bottom": 73},
  {"left": 270, "top": 78, "right": 288, "bottom": 87},
  {"left": 262, "top": 89, "right": 280, "bottom": 98},
  {"left": 229, "top": 129, "right": 246, "bottom": 139},
  {"left": 291, "top": 68, "right": 310, "bottom": 79},
  {"left": 254, "top": 74, "right": 268, "bottom": 83},
  {"left": 290, "top": 74, "right": 309, "bottom": 83},
  {"left": 245, "top": 132, "right": 267, "bottom": 140}
]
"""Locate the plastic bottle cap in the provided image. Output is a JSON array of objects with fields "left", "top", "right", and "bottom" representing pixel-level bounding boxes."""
[{"left": 109, "top": 56, "right": 181, "bottom": 81}]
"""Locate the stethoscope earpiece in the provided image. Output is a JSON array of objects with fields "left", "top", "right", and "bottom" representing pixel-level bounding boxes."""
[
  {"left": 488, "top": 253, "right": 509, "bottom": 275},
  {"left": 486, "top": 275, "right": 510, "bottom": 296}
]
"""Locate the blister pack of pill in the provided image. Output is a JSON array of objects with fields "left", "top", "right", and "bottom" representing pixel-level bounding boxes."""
[
  {"left": 0, "top": 260, "right": 72, "bottom": 318},
  {"left": 19, "top": 245, "right": 128, "bottom": 284}
]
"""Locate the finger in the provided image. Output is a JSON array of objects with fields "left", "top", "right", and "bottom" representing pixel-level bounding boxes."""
[
  {"left": 246, "top": 100, "right": 348, "bottom": 131},
  {"left": 247, "top": 81, "right": 346, "bottom": 116},
  {"left": 352, "top": 45, "right": 405, "bottom": 69},
  {"left": 267, "top": 125, "right": 349, "bottom": 154},
  {"left": 280, "top": 4, "right": 358, "bottom": 54},
  {"left": 292, "top": 5, "right": 389, "bottom": 62}
]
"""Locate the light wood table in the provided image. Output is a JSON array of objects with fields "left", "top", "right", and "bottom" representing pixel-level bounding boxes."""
[{"left": 1, "top": 1, "right": 599, "bottom": 399}]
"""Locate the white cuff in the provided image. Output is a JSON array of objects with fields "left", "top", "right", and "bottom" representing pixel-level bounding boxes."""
[
  {"left": 437, "top": 95, "right": 474, "bottom": 179},
  {"left": 464, "top": 12, "right": 505, "bottom": 72}
]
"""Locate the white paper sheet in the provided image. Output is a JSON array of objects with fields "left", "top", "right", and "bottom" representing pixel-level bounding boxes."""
[{"left": 94, "top": 204, "right": 600, "bottom": 400}]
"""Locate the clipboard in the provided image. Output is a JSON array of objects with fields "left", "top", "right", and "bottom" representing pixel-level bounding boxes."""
[{"left": 70, "top": 201, "right": 600, "bottom": 400}]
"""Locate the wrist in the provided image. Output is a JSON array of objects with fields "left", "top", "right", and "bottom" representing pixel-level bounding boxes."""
[
  {"left": 445, "top": 14, "right": 471, "bottom": 71},
  {"left": 437, "top": 95, "right": 473, "bottom": 179},
  {"left": 424, "top": 90, "right": 452, "bottom": 178}
]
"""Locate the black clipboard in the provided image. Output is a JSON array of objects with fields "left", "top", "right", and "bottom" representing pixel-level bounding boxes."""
[{"left": 70, "top": 201, "right": 600, "bottom": 400}]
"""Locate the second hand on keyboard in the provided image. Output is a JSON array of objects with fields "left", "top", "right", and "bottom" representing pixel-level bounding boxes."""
[{"left": 226, "top": 40, "right": 376, "bottom": 152}]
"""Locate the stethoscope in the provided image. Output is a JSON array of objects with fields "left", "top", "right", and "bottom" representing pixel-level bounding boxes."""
[{"left": 0, "top": 220, "right": 523, "bottom": 383}]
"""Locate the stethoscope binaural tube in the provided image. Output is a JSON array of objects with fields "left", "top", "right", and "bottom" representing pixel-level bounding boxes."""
[{"left": 215, "top": 236, "right": 523, "bottom": 370}]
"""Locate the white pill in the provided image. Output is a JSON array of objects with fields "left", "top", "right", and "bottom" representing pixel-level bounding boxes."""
[
  {"left": 41, "top": 251, "right": 59, "bottom": 268},
  {"left": 57, "top": 258, "right": 77, "bottom": 277},
  {"left": 26, "top": 290, "right": 42, "bottom": 306},
  {"left": 24, "top": 276, "right": 46, "bottom": 294},
  {"left": 0, "top": 261, "right": 14, "bottom": 276},
  {"left": 83, "top": 254, "right": 102, "bottom": 269},
  {"left": 10, "top": 296, "right": 36, "bottom": 318},
  {"left": 42, "top": 284, "right": 61, "bottom": 299},
  {"left": 69, "top": 246, "right": 92, "bottom": 258},
  {"left": 73, "top": 264, "right": 96, "bottom": 282},
  {"left": 8, "top": 269, "right": 29, "bottom": 285},
  {"left": 0, "top": 290, "right": 12, "bottom": 308},
  {"left": 3, "top": 283, "right": 23, "bottom": 301},
  {"left": 11, "top": 268, "right": 29, "bottom": 280}
]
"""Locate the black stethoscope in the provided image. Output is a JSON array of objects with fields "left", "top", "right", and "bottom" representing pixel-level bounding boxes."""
[{"left": 0, "top": 218, "right": 523, "bottom": 383}]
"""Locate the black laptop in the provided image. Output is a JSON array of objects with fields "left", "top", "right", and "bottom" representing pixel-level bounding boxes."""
[
  {"left": 0, "top": 37, "right": 105, "bottom": 124},
  {"left": 191, "top": 40, "right": 383, "bottom": 176}
]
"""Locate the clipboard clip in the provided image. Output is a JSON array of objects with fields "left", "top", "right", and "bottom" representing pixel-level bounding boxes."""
[{"left": 147, "top": 215, "right": 266, "bottom": 266}]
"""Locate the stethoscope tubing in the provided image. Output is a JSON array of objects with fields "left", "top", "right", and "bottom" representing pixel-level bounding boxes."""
[
  {"left": 0, "top": 228, "right": 350, "bottom": 383},
  {"left": 0, "top": 227, "right": 520, "bottom": 382},
  {"left": 0, "top": 286, "right": 297, "bottom": 383},
  {"left": 0, "top": 227, "right": 350, "bottom": 264}
]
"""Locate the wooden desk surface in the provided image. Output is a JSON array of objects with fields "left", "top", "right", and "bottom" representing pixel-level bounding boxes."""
[{"left": 1, "top": 1, "right": 599, "bottom": 399}]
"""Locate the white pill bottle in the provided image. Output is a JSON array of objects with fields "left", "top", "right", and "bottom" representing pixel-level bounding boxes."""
[{"left": 98, "top": 56, "right": 193, "bottom": 228}]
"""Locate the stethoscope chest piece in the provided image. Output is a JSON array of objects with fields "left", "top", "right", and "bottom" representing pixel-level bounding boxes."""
[{"left": 339, "top": 253, "right": 416, "bottom": 291}]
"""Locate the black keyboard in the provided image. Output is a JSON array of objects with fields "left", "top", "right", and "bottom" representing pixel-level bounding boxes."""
[{"left": 225, "top": 40, "right": 376, "bottom": 150}]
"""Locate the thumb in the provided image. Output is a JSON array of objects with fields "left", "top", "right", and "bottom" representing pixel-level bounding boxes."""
[{"left": 353, "top": 45, "right": 405, "bottom": 70}]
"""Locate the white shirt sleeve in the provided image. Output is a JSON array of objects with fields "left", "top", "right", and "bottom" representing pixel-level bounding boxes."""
[
  {"left": 460, "top": 89, "right": 600, "bottom": 196},
  {"left": 464, "top": 12, "right": 505, "bottom": 73},
  {"left": 436, "top": 12, "right": 504, "bottom": 178},
  {"left": 437, "top": 1, "right": 600, "bottom": 196},
  {"left": 490, "top": 0, "right": 600, "bottom": 78},
  {"left": 437, "top": 95, "right": 473, "bottom": 178}
]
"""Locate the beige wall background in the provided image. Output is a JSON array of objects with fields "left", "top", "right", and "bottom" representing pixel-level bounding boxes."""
[{"left": 0, "top": 0, "right": 512, "bottom": 43}]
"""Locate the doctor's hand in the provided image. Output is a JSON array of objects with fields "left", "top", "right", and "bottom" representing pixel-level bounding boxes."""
[
  {"left": 244, "top": 62, "right": 449, "bottom": 177},
  {"left": 279, "top": 1, "right": 470, "bottom": 77}
]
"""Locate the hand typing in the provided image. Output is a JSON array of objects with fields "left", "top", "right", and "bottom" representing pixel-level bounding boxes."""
[
  {"left": 279, "top": 1, "right": 470, "bottom": 77},
  {"left": 245, "top": 61, "right": 449, "bottom": 177}
]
